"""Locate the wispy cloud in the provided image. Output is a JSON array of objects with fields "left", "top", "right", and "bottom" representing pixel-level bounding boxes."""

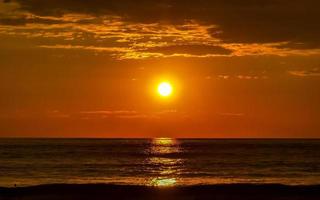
[
  {"left": 206, "top": 74, "right": 268, "bottom": 81},
  {"left": 77, "top": 110, "right": 187, "bottom": 120},
  {"left": 217, "top": 113, "right": 245, "bottom": 117},
  {"left": 288, "top": 68, "right": 320, "bottom": 77},
  {"left": 80, "top": 110, "right": 138, "bottom": 115},
  {"left": 39, "top": 45, "right": 131, "bottom": 53}
]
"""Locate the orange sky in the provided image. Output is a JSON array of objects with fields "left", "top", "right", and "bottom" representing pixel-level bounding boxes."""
[{"left": 0, "top": 0, "right": 320, "bottom": 138}]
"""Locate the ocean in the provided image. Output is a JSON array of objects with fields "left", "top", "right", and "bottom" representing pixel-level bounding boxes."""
[{"left": 0, "top": 138, "right": 320, "bottom": 187}]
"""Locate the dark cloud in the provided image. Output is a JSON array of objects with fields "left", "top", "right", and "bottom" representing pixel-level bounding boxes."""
[
  {"left": 1, "top": 0, "right": 318, "bottom": 48},
  {"left": 0, "top": 0, "right": 319, "bottom": 53}
]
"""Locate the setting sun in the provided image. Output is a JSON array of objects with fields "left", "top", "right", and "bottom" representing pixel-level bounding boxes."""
[
  {"left": 1, "top": 1, "right": 320, "bottom": 199},
  {"left": 157, "top": 82, "right": 173, "bottom": 97}
]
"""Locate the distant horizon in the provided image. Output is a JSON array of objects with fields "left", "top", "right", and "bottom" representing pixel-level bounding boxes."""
[{"left": 1, "top": 136, "right": 320, "bottom": 139}]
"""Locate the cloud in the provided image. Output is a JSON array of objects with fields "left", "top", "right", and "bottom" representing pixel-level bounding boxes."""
[
  {"left": 235, "top": 75, "right": 268, "bottom": 80},
  {"left": 78, "top": 110, "right": 139, "bottom": 119},
  {"left": 1, "top": 0, "right": 320, "bottom": 59},
  {"left": 6, "top": 0, "right": 320, "bottom": 45},
  {"left": 47, "top": 110, "right": 70, "bottom": 118},
  {"left": 39, "top": 44, "right": 130, "bottom": 53},
  {"left": 288, "top": 68, "right": 320, "bottom": 77},
  {"left": 142, "top": 44, "right": 232, "bottom": 56},
  {"left": 80, "top": 110, "right": 138, "bottom": 115},
  {"left": 76, "top": 110, "right": 187, "bottom": 120},
  {"left": 77, "top": 110, "right": 155, "bottom": 120},
  {"left": 217, "top": 112, "right": 245, "bottom": 117}
]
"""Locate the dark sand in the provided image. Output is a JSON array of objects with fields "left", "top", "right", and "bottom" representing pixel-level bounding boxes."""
[{"left": 1, "top": 184, "right": 320, "bottom": 200}]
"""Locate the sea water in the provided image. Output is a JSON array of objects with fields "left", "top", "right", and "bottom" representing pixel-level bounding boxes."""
[{"left": 0, "top": 138, "right": 320, "bottom": 187}]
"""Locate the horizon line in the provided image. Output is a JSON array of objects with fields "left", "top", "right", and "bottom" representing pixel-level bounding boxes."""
[{"left": 1, "top": 137, "right": 320, "bottom": 140}]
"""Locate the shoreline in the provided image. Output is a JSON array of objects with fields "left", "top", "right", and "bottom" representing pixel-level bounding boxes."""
[{"left": 1, "top": 184, "right": 320, "bottom": 200}]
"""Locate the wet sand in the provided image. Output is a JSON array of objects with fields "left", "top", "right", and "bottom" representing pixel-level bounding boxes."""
[{"left": 1, "top": 184, "right": 320, "bottom": 200}]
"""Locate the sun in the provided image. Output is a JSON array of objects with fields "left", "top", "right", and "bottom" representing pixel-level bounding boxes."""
[{"left": 158, "top": 82, "right": 173, "bottom": 97}]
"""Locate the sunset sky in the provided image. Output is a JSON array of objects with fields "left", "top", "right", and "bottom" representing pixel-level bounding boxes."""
[{"left": 0, "top": 0, "right": 320, "bottom": 138}]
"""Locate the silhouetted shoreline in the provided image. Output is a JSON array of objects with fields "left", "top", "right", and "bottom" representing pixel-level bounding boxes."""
[{"left": 1, "top": 184, "right": 320, "bottom": 200}]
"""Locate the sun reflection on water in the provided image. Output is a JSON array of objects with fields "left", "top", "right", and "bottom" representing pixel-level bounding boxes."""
[
  {"left": 150, "top": 177, "right": 177, "bottom": 187},
  {"left": 152, "top": 137, "right": 177, "bottom": 146},
  {"left": 147, "top": 138, "right": 182, "bottom": 187},
  {"left": 150, "top": 138, "right": 180, "bottom": 154}
]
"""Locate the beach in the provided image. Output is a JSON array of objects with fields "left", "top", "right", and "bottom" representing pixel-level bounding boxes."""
[{"left": 1, "top": 184, "right": 320, "bottom": 200}]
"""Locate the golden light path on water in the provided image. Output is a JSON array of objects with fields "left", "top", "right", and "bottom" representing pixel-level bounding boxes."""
[{"left": 147, "top": 138, "right": 182, "bottom": 187}]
